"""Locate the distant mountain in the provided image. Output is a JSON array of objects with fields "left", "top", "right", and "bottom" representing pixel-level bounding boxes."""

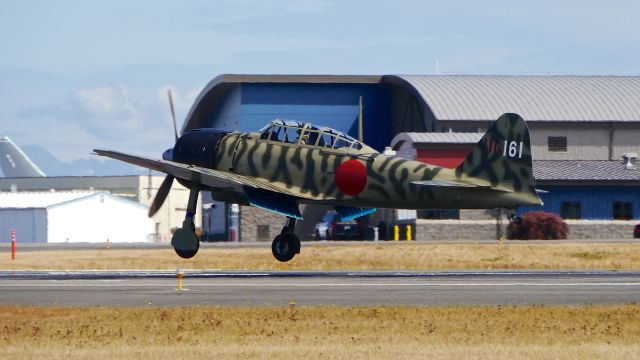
[{"left": 19, "top": 144, "right": 148, "bottom": 176}]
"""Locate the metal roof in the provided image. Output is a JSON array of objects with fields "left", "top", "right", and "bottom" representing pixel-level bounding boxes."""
[
  {"left": 213, "top": 74, "right": 382, "bottom": 84},
  {"left": 0, "top": 191, "right": 149, "bottom": 210},
  {"left": 533, "top": 160, "right": 640, "bottom": 181},
  {"left": 395, "top": 75, "right": 640, "bottom": 122},
  {"left": 182, "top": 74, "right": 382, "bottom": 133},
  {"left": 0, "top": 191, "right": 96, "bottom": 208},
  {"left": 392, "top": 132, "right": 483, "bottom": 147},
  {"left": 183, "top": 74, "right": 640, "bottom": 133}
]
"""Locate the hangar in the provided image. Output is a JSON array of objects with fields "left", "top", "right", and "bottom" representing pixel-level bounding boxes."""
[
  {"left": 0, "top": 191, "right": 155, "bottom": 243},
  {"left": 182, "top": 75, "right": 640, "bottom": 240},
  {"left": 0, "top": 176, "right": 201, "bottom": 243}
]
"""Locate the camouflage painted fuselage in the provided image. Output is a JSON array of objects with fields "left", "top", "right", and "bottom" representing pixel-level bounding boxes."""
[{"left": 211, "top": 114, "right": 541, "bottom": 210}]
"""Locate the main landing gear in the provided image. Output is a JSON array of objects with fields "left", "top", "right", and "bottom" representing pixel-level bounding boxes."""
[
  {"left": 272, "top": 217, "right": 301, "bottom": 262},
  {"left": 505, "top": 207, "right": 523, "bottom": 225},
  {"left": 172, "top": 188, "right": 200, "bottom": 259}
]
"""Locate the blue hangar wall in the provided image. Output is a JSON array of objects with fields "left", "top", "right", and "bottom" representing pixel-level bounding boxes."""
[
  {"left": 207, "top": 83, "right": 392, "bottom": 151},
  {"left": 519, "top": 185, "right": 640, "bottom": 220}
]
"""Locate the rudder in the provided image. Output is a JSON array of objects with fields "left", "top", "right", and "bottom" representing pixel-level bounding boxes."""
[{"left": 455, "top": 113, "right": 536, "bottom": 194}]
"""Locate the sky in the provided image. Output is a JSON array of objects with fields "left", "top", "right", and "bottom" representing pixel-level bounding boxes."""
[{"left": 1, "top": 0, "right": 639, "bottom": 162}]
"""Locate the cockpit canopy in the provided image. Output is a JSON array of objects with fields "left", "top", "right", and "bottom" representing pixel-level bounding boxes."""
[{"left": 258, "top": 119, "right": 364, "bottom": 151}]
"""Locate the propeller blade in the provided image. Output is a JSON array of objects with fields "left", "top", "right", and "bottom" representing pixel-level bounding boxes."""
[
  {"left": 149, "top": 175, "right": 174, "bottom": 217},
  {"left": 167, "top": 89, "right": 179, "bottom": 143}
]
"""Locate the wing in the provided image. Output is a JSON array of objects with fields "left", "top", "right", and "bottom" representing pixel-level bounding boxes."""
[
  {"left": 93, "top": 149, "right": 336, "bottom": 201},
  {"left": 94, "top": 149, "right": 245, "bottom": 191}
]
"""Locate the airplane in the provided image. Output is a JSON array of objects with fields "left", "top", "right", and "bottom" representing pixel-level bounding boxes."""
[
  {"left": 94, "top": 111, "right": 542, "bottom": 262},
  {"left": 0, "top": 136, "right": 46, "bottom": 178}
]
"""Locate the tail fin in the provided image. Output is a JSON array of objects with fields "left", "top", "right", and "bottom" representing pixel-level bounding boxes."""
[
  {"left": 455, "top": 113, "right": 536, "bottom": 195},
  {"left": 0, "top": 137, "right": 46, "bottom": 178}
]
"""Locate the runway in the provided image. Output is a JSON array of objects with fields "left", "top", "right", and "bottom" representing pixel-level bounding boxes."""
[{"left": 0, "top": 270, "right": 638, "bottom": 307}]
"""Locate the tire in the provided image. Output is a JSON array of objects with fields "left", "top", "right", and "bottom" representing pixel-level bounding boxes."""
[
  {"left": 272, "top": 233, "right": 300, "bottom": 262},
  {"left": 174, "top": 242, "right": 199, "bottom": 259},
  {"left": 171, "top": 228, "right": 200, "bottom": 259},
  {"left": 290, "top": 233, "right": 301, "bottom": 254}
]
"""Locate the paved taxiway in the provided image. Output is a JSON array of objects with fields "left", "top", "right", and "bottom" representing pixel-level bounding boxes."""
[
  {"left": 1, "top": 238, "right": 637, "bottom": 253},
  {"left": 0, "top": 270, "right": 638, "bottom": 307}
]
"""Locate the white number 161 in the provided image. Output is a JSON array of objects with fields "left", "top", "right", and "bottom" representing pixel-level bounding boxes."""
[{"left": 503, "top": 140, "right": 523, "bottom": 158}]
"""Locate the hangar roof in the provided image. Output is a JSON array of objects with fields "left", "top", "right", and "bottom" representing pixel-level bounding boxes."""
[
  {"left": 533, "top": 160, "right": 640, "bottom": 182},
  {"left": 0, "top": 191, "right": 147, "bottom": 209},
  {"left": 207, "top": 74, "right": 382, "bottom": 84},
  {"left": 182, "top": 74, "right": 640, "bottom": 133},
  {"left": 394, "top": 75, "right": 640, "bottom": 122},
  {"left": 0, "top": 191, "right": 95, "bottom": 208}
]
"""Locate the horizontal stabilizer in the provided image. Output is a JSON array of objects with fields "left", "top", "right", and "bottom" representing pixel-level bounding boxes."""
[
  {"left": 411, "top": 179, "right": 481, "bottom": 188},
  {"left": 335, "top": 206, "right": 376, "bottom": 221},
  {"left": 244, "top": 187, "right": 303, "bottom": 219},
  {"left": 411, "top": 180, "right": 512, "bottom": 192}
]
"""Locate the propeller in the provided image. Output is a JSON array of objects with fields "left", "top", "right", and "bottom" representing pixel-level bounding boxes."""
[
  {"left": 149, "top": 174, "right": 174, "bottom": 217},
  {"left": 148, "top": 89, "right": 180, "bottom": 217},
  {"left": 167, "top": 89, "right": 179, "bottom": 143}
]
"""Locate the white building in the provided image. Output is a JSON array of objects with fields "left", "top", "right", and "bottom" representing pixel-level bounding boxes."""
[
  {"left": 0, "top": 176, "right": 201, "bottom": 243},
  {"left": 0, "top": 191, "right": 155, "bottom": 243}
]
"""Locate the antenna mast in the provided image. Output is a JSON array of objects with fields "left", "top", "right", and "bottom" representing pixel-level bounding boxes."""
[{"left": 358, "top": 96, "right": 363, "bottom": 142}]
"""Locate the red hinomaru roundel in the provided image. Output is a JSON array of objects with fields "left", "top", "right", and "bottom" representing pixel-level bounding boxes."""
[{"left": 335, "top": 159, "right": 368, "bottom": 196}]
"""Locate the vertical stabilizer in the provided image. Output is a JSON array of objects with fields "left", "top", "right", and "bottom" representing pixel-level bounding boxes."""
[
  {"left": 0, "top": 137, "right": 46, "bottom": 177},
  {"left": 455, "top": 113, "right": 537, "bottom": 196}
]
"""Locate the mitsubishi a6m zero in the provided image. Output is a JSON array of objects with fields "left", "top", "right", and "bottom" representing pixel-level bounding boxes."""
[{"left": 94, "top": 112, "right": 542, "bottom": 262}]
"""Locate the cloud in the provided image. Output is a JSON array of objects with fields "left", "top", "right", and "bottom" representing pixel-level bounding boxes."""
[
  {"left": 18, "top": 83, "right": 203, "bottom": 140},
  {"left": 13, "top": 83, "right": 205, "bottom": 162},
  {"left": 72, "top": 84, "right": 140, "bottom": 134}
]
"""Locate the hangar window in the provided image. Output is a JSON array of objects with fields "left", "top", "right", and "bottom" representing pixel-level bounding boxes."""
[
  {"left": 560, "top": 201, "right": 581, "bottom": 219},
  {"left": 613, "top": 201, "right": 633, "bottom": 220},
  {"left": 548, "top": 136, "right": 567, "bottom": 152}
]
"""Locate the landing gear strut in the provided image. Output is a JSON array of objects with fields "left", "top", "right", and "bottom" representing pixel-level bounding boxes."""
[
  {"left": 272, "top": 217, "right": 301, "bottom": 262},
  {"left": 171, "top": 188, "right": 200, "bottom": 259},
  {"left": 505, "top": 207, "right": 523, "bottom": 225}
]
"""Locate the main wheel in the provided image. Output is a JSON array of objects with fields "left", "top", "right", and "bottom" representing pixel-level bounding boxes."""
[
  {"left": 171, "top": 228, "right": 200, "bottom": 259},
  {"left": 272, "top": 233, "right": 300, "bottom": 262}
]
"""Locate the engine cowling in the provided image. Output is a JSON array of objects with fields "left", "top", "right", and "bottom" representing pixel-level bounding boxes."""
[{"left": 171, "top": 128, "right": 230, "bottom": 169}]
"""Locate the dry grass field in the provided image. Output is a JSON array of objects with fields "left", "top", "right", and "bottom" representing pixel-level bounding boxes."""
[
  {"left": 1, "top": 242, "right": 639, "bottom": 271},
  {"left": 0, "top": 305, "right": 638, "bottom": 359}
]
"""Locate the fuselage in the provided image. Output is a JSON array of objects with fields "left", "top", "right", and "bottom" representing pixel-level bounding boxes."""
[{"left": 205, "top": 131, "right": 538, "bottom": 210}]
